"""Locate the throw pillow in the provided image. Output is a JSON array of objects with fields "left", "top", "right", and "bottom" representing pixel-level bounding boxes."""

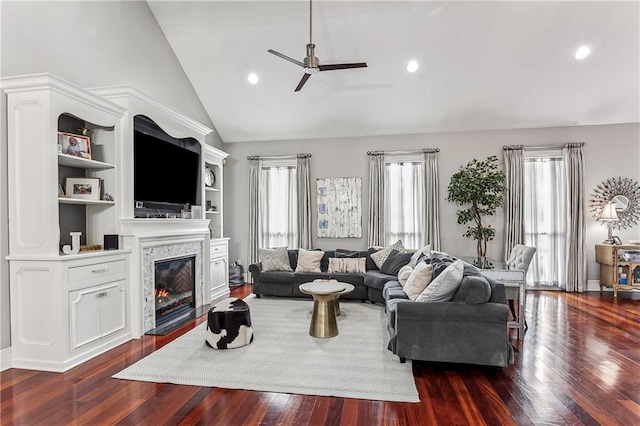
[
  {"left": 379, "top": 249, "right": 413, "bottom": 276},
  {"left": 335, "top": 249, "right": 361, "bottom": 258},
  {"left": 295, "top": 248, "right": 325, "bottom": 273},
  {"left": 404, "top": 262, "right": 434, "bottom": 300},
  {"left": 370, "top": 240, "right": 405, "bottom": 269},
  {"left": 258, "top": 247, "right": 293, "bottom": 272},
  {"left": 397, "top": 264, "right": 414, "bottom": 287},
  {"left": 416, "top": 259, "right": 464, "bottom": 302},
  {"left": 408, "top": 244, "right": 431, "bottom": 267},
  {"left": 451, "top": 275, "right": 492, "bottom": 304},
  {"left": 328, "top": 257, "right": 366, "bottom": 274}
]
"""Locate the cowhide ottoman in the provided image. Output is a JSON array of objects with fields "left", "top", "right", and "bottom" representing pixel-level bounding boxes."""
[{"left": 205, "top": 297, "right": 254, "bottom": 349}]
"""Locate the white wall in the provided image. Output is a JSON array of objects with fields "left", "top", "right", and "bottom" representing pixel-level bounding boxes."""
[
  {"left": 223, "top": 123, "right": 640, "bottom": 281},
  {"left": 0, "top": 0, "right": 218, "bottom": 351}
]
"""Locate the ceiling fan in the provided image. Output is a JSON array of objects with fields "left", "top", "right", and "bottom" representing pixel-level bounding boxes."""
[{"left": 267, "top": 0, "right": 368, "bottom": 92}]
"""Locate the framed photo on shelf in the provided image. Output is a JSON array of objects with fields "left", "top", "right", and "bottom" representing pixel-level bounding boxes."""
[
  {"left": 611, "top": 236, "right": 622, "bottom": 245},
  {"left": 64, "top": 177, "right": 101, "bottom": 201},
  {"left": 58, "top": 132, "right": 91, "bottom": 159}
]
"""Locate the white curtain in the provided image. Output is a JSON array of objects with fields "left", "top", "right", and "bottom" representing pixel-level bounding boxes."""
[
  {"left": 564, "top": 143, "right": 587, "bottom": 293},
  {"left": 259, "top": 165, "right": 298, "bottom": 248},
  {"left": 368, "top": 154, "right": 386, "bottom": 247},
  {"left": 296, "top": 156, "right": 312, "bottom": 249},
  {"left": 422, "top": 152, "right": 440, "bottom": 250},
  {"left": 524, "top": 157, "right": 566, "bottom": 287},
  {"left": 503, "top": 146, "right": 524, "bottom": 262},
  {"left": 248, "top": 158, "right": 261, "bottom": 265},
  {"left": 385, "top": 161, "right": 423, "bottom": 249}
]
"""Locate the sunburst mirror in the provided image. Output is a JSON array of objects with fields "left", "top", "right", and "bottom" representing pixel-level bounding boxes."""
[{"left": 590, "top": 177, "right": 640, "bottom": 229}]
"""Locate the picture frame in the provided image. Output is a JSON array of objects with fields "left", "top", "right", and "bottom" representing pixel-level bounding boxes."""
[
  {"left": 57, "top": 183, "right": 66, "bottom": 196},
  {"left": 611, "top": 235, "right": 622, "bottom": 245},
  {"left": 64, "top": 177, "right": 101, "bottom": 201},
  {"left": 58, "top": 132, "right": 91, "bottom": 159}
]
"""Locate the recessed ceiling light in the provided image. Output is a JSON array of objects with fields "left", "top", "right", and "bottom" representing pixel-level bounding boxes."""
[
  {"left": 407, "top": 60, "right": 419, "bottom": 73},
  {"left": 575, "top": 46, "right": 590, "bottom": 60},
  {"left": 248, "top": 73, "right": 259, "bottom": 85}
]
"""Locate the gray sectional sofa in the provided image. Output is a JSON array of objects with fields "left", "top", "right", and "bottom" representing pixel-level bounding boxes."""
[
  {"left": 249, "top": 248, "right": 514, "bottom": 367},
  {"left": 248, "top": 249, "right": 395, "bottom": 303}
]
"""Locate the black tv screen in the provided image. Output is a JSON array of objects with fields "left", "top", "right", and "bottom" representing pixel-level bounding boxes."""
[{"left": 134, "top": 129, "right": 200, "bottom": 206}]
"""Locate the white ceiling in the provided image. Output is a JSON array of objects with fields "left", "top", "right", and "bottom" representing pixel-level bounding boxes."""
[{"left": 148, "top": 0, "right": 640, "bottom": 143}]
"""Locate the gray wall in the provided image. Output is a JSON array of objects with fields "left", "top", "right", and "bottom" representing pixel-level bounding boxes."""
[
  {"left": 223, "top": 123, "right": 640, "bottom": 281},
  {"left": 0, "top": 0, "right": 218, "bottom": 350}
]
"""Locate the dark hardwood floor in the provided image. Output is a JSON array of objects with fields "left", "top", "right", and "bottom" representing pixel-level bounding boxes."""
[{"left": 2, "top": 285, "right": 639, "bottom": 425}]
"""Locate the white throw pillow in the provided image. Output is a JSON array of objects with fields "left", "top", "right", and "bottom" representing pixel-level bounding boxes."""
[
  {"left": 370, "top": 240, "right": 405, "bottom": 269},
  {"left": 328, "top": 257, "right": 366, "bottom": 274},
  {"left": 404, "top": 262, "right": 434, "bottom": 300},
  {"left": 295, "top": 248, "right": 325, "bottom": 273},
  {"left": 416, "top": 259, "right": 464, "bottom": 302},
  {"left": 408, "top": 244, "right": 431, "bottom": 267},
  {"left": 397, "top": 264, "right": 414, "bottom": 287},
  {"left": 258, "top": 247, "right": 293, "bottom": 272}
]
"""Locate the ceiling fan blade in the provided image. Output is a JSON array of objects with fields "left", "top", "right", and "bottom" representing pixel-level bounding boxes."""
[
  {"left": 267, "top": 49, "right": 304, "bottom": 68},
  {"left": 294, "top": 73, "right": 311, "bottom": 92},
  {"left": 319, "top": 62, "right": 368, "bottom": 71}
]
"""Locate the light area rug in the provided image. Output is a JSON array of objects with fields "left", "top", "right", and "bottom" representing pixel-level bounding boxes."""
[{"left": 113, "top": 296, "right": 419, "bottom": 402}]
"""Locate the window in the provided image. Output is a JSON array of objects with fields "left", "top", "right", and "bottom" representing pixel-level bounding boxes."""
[
  {"left": 524, "top": 153, "right": 567, "bottom": 288},
  {"left": 384, "top": 158, "right": 424, "bottom": 249},
  {"left": 259, "top": 160, "right": 297, "bottom": 248}
]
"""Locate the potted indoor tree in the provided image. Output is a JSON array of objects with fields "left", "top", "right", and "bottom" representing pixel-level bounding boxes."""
[{"left": 446, "top": 155, "right": 506, "bottom": 262}]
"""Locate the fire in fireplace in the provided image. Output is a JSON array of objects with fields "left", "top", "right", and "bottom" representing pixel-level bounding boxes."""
[{"left": 154, "top": 255, "right": 196, "bottom": 326}]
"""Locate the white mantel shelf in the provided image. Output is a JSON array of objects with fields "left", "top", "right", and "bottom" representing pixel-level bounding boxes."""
[{"left": 120, "top": 219, "right": 211, "bottom": 238}]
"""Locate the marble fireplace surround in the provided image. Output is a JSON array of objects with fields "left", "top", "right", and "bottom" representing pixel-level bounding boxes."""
[{"left": 121, "top": 219, "right": 211, "bottom": 337}]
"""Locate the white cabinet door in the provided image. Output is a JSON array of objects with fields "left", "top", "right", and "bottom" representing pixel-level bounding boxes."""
[
  {"left": 100, "top": 281, "right": 127, "bottom": 338},
  {"left": 69, "top": 286, "right": 103, "bottom": 351}
]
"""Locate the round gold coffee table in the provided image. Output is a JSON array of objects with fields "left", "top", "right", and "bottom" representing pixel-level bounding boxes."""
[{"left": 299, "top": 281, "right": 348, "bottom": 338}]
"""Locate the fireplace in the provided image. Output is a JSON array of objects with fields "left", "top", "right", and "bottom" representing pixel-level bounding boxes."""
[{"left": 154, "top": 255, "right": 196, "bottom": 327}]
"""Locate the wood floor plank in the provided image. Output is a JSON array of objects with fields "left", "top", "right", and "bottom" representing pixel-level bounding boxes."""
[{"left": 1, "top": 286, "right": 640, "bottom": 425}]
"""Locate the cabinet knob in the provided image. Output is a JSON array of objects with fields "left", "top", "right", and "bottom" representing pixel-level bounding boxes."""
[
  {"left": 91, "top": 268, "right": 108, "bottom": 273},
  {"left": 97, "top": 291, "right": 107, "bottom": 297}
]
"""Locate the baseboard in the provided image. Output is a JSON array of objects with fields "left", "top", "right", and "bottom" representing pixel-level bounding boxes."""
[
  {"left": 587, "top": 279, "right": 612, "bottom": 292},
  {"left": 0, "top": 347, "right": 12, "bottom": 372}
]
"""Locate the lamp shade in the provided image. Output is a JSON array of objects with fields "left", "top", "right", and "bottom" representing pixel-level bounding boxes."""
[{"left": 599, "top": 202, "right": 619, "bottom": 221}]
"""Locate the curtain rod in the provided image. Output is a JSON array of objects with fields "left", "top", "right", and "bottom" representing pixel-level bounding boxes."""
[
  {"left": 247, "top": 153, "right": 311, "bottom": 160},
  {"left": 367, "top": 148, "right": 439, "bottom": 155},
  {"left": 503, "top": 142, "right": 586, "bottom": 151}
]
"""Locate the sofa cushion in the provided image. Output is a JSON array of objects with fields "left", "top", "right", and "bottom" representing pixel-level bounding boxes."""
[
  {"left": 416, "top": 259, "right": 464, "bottom": 302},
  {"left": 404, "top": 262, "right": 434, "bottom": 300},
  {"left": 295, "top": 248, "right": 324, "bottom": 273},
  {"left": 383, "top": 281, "right": 409, "bottom": 301},
  {"left": 452, "top": 275, "right": 492, "bottom": 304},
  {"left": 364, "top": 270, "right": 398, "bottom": 290},
  {"left": 329, "top": 273, "right": 365, "bottom": 287},
  {"left": 380, "top": 249, "right": 413, "bottom": 276},
  {"left": 293, "top": 272, "right": 331, "bottom": 284},
  {"left": 328, "top": 257, "right": 366, "bottom": 274},
  {"left": 260, "top": 271, "right": 295, "bottom": 284},
  {"left": 428, "top": 256, "right": 456, "bottom": 280},
  {"left": 335, "top": 249, "right": 362, "bottom": 258},
  {"left": 385, "top": 298, "right": 409, "bottom": 330},
  {"left": 370, "top": 240, "right": 405, "bottom": 269},
  {"left": 259, "top": 247, "right": 293, "bottom": 272}
]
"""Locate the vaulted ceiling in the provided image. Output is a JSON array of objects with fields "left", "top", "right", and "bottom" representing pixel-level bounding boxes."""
[{"left": 148, "top": 1, "right": 640, "bottom": 143}]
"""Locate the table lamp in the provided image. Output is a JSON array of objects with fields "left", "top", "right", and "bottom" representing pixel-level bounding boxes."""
[{"left": 599, "top": 201, "right": 619, "bottom": 244}]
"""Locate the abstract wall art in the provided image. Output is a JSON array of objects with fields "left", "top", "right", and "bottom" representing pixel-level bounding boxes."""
[{"left": 316, "top": 177, "right": 362, "bottom": 238}]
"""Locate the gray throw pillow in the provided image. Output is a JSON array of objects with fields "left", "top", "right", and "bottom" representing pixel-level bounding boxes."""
[
  {"left": 335, "top": 249, "right": 361, "bottom": 258},
  {"left": 258, "top": 247, "right": 293, "bottom": 272},
  {"left": 451, "top": 275, "right": 492, "bottom": 304},
  {"left": 380, "top": 249, "right": 413, "bottom": 276}
]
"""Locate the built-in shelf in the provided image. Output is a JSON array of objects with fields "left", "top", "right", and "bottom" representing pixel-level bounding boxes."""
[
  {"left": 205, "top": 187, "right": 220, "bottom": 192},
  {"left": 58, "top": 197, "right": 115, "bottom": 206},
  {"left": 205, "top": 211, "right": 220, "bottom": 215},
  {"left": 58, "top": 153, "right": 115, "bottom": 169}
]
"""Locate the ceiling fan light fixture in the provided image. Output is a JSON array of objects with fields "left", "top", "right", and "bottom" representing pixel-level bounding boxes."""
[
  {"left": 407, "top": 60, "right": 419, "bottom": 73},
  {"left": 247, "top": 73, "right": 259, "bottom": 85},
  {"left": 575, "top": 46, "right": 590, "bottom": 60}
]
